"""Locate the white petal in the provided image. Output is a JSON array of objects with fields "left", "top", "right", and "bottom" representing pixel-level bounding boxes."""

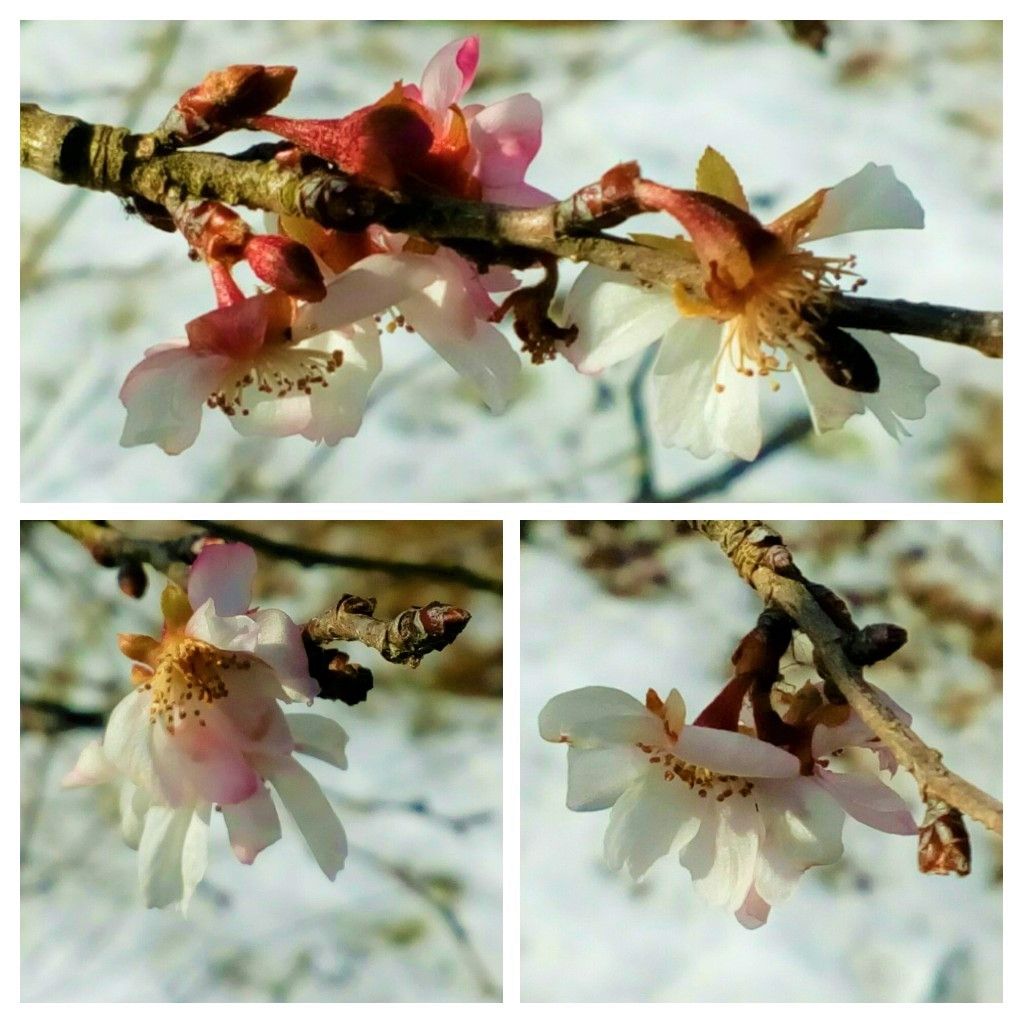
[
  {"left": 301, "top": 326, "right": 383, "bottom": 445},
  {"left": 250, "top": 607, "right": 319, "bottom": 703},
  {"left": 294, "top": 254, "right": 441, "bottom": 336},
  {"left": 222, "top": 785, "right": 282, "bottom": 864},
  {"left": 562, "top": 267, "right": 679, "bottom": 373},
  {"left": 287, "top": 713, "right": 349, "bottom": 770},
  {"left": 119, "top": 783, "right": 149, "bottom": 850},
  {"left": 856, "top": 330, "right": 940, "bottom": 438},
  {"left": 179, "top": 805, "right": 210, "bottom": 916},
  {"left": 227, "top": 392, "right": 313, "bottom": 439},
  {"left": 538, "top": 686, "right": 662, "bottom": 748},
  {"left": 803, "top": 163, "right": 924, "bottom": 242},
  {"left": 652, "top": 318, "right": 764, "bottom": 460},
  {"left": 673, "top": 725, "right": 802, "bottom": 779},
  {"left": 680, "top": 796, "right": 760, "bottom": 911},
  {"left": 565, "top": 744, "right": 649, "bottom": 811},
  {"left": 186, "top": 597, "right": 260, "bottom": 652},
  {"left": 793, "top": 355, "right": 866, "bottom": 433},
  {"left": 604, "top": 768, "right": 704, "bottom": 881},
  {"left": 187, "top": 543, "right": 257, "bottom": 617},
  {"left": 409, "top": 310, "right": 521, "bottom": 412},
  {"left": 62, "top": 739, "right": 117, "bottom": 788},
  {"left": 103, "top": 690, "right": 163, "bottom": 799},
  {"left": 814, "top": 768, "right": 918, "bottom": 834},
  {"left": 137, "top": 805, "right": 193, "bottom": 909},
  {"left": 119, "top": 343, "right": 231, "bottom": 455},
  {"left": 261, "top": 756, "right": 347, "bottom": 879},
  {"left": 753, "top": 778, "right": 845, "bottom": 905}
]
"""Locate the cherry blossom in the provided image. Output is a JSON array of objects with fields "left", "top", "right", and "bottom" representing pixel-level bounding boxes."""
[
  {"left": 63, "top": 542, "right": 348, "bottom": 912},
  {"left": 540, "top": 683, "right": 916, "bottom": 927},
  {"left": 563, "top": 152, "right": 940, "bottom": 460},
  {"left": 119, "top": 281, "right": 381, "bottom": 454},
  {"left": 259, "top": 36, "right": 555, "bottom": 414}
]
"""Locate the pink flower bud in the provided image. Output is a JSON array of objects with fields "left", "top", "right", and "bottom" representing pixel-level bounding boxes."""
[
  {"left": 161, "top": 64, "right": 297, "bottom": 145},
  {"left": 244, "top": 234, "right": 326, "bottom": 302}
]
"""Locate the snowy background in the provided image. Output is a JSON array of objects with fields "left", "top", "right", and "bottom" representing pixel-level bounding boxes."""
[
  {"left": 21, "top": 521, "right": 502, "bottom": 1001},
  {"left": 20, "top": 20, "right": 1002, "bottom": 502},
  {"left": 521, "top": 520, "right": 1002, "bottom": 1002}
]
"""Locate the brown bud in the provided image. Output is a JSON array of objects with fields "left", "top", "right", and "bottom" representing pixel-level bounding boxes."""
[
  {"left": 336, "top": 594, "right": 376, "bottom": 616},
  {"left": 418, "top": 602, "right": 471, "bottom": 646},
  {"left": 918, "top": 800, "right": 971, "bottom": 876},
  {"left": 117, "top": 561, "right": 148, "bottom": 599},
  {"left": 845, "top": 623, "right": 908, "bottom": 666}
]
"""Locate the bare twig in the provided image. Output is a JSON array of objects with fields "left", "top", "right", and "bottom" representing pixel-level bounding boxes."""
[
  {"left": 20, "top": 102, "right": 1003, "bottom": 357},
  {"left": 304, "top": 594, "right": 471, "bottom": 668},
  {"left": 189, "top": 520, "right": 502, "bottom": 595},
  {"left": 683, "top": 519, "right": 1003, "bottom": 837}
]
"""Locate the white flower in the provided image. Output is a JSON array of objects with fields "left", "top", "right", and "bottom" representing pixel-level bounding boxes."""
[
  {"left": 63, "top": 542, "right": 348, "bottom": 912},
  {"left": 563, "top": 155, "right": 940, "bottom": 460},
  {"left": 540, "top": 684, "right": 916, "bottom": 927}
]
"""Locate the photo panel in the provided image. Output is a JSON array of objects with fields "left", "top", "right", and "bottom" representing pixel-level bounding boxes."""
[
  {"left": 521, "top": 519, "right": 1002, "bottom": 1001},
  {"left": 21, "top": 520, "right": 502, "bottom": 1001}
]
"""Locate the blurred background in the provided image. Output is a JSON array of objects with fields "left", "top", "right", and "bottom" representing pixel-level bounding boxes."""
[
  {"left": 20, "top": 20, "right": 1001, "bottom": 502},
  {"left": 20, "top": 520, "right": 502, "bottom": 1001},
  {"left": 521, "top": 520, "right": 1002, "bottom": 1001}
]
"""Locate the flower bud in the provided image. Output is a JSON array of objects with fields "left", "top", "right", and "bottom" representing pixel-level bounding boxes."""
[
  {"left": 244, "top": 234, "right": 326, "bottom": 302},
  {"left": 117, "top": 561, "right": 148, "bottom": 599},
  {"left": 159, "top": 64, "right": 297, "bottom": 146}
]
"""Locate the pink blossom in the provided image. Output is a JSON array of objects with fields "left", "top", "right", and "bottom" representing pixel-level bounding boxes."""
[
  {"left": 119, "top": 286, "right": 381, "bottom": 454},
  {"left": 63, "top": 543, "right": 348, "bottom": 912}
]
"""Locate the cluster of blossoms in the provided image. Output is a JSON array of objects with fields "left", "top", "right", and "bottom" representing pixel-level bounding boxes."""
[
  {"left": 539, "top": 669, "right": 916, "bottom": 927},
  {"left": 121, "top": 37, "right": 548, "bottom": 454},
  {"left": 119, "top": 39, "right": 939, "bottom": 462},
  {"left": 63, "top": 542, "right": 348, "bottom": 912}
]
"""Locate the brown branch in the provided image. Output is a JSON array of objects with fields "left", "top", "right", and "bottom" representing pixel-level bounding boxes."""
[
  {"left": 303, "top": 594, "right": 471, "bottom": 669},
  {"left": 682, "top": 519, "right": 1003, "bottom": 838},
  {"left": 20, "top": 102, "right": 1002, "bottom": 357},
  {"left": 188, "top": 520, "right": 502, "bottom": 595}
]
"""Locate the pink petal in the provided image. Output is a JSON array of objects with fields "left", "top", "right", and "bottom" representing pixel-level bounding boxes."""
[
  {"left": 673, "top": 725, "right": 801, "bottom": 779},
  {"left": 185, "top": 293, "right": 269, "bottom": 361},
  {"left": 469, "top": 93, "right": 543, "bottom": 188},
  {"left": 420, "top": 36, "right": 479, "bottom": 114},
  {"left": 735, "top": 884, "right": 772, "bottom": 929},
  {"left": 482, "top": 181, "right": 557, "bottom": 207},
  {"left": 814, "top": 767, "right": 917, "bottom": 834},
  {"left": 222, "top": 785, "right": 282, "bottom": 864},
  {"left": 119, "top": 343, "right": 231, "bottom": 455},
  {"left": 169, "top": 718, "right": 262, "bottom": 806},
  {"left": 188, "top": 542, "right": 257, "bottom": 617}
]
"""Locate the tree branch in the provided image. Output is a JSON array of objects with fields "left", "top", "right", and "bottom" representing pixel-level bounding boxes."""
[
  {"left": 188, "top": 520, "right": 502, "bottom": 595},
  {"left": 21, "top": 102, "right": 1002, "bottom": 357},
  {"left": 683, "top": 519, "right": 1003, "bottom": 838}
]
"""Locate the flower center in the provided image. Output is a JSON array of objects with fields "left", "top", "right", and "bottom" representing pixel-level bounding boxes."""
[
  {"left": 676, "top": 247, "right": 866, "bottom": 392},
  {"left": 136, "top": 637, "right": 253, "bottom": 733},
  {"left": 207, "top": 344, "right": 345, "bottom": 417},
  {"left": 636, "top": 742, "right": 755, "bottom": 801}
]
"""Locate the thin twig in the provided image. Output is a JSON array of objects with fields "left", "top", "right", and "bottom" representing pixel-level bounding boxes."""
[
  {"left": 353, "top": 845, "right": 500, "bottom": 1000},
  {"left": 19, "top": 102, "right": 1003, "bottom": 356},
  {"left": 684, "top": 519, "right": 1003, "bottom": 837},
  {"left": 661, "top": 414, "right": 813, "bottom": 501},
  {"left": 628, "top": 347, "right": 658, "bottom": 502},
  {"left": 189, "top": 521, "right": 502, "bottom": 595}
]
